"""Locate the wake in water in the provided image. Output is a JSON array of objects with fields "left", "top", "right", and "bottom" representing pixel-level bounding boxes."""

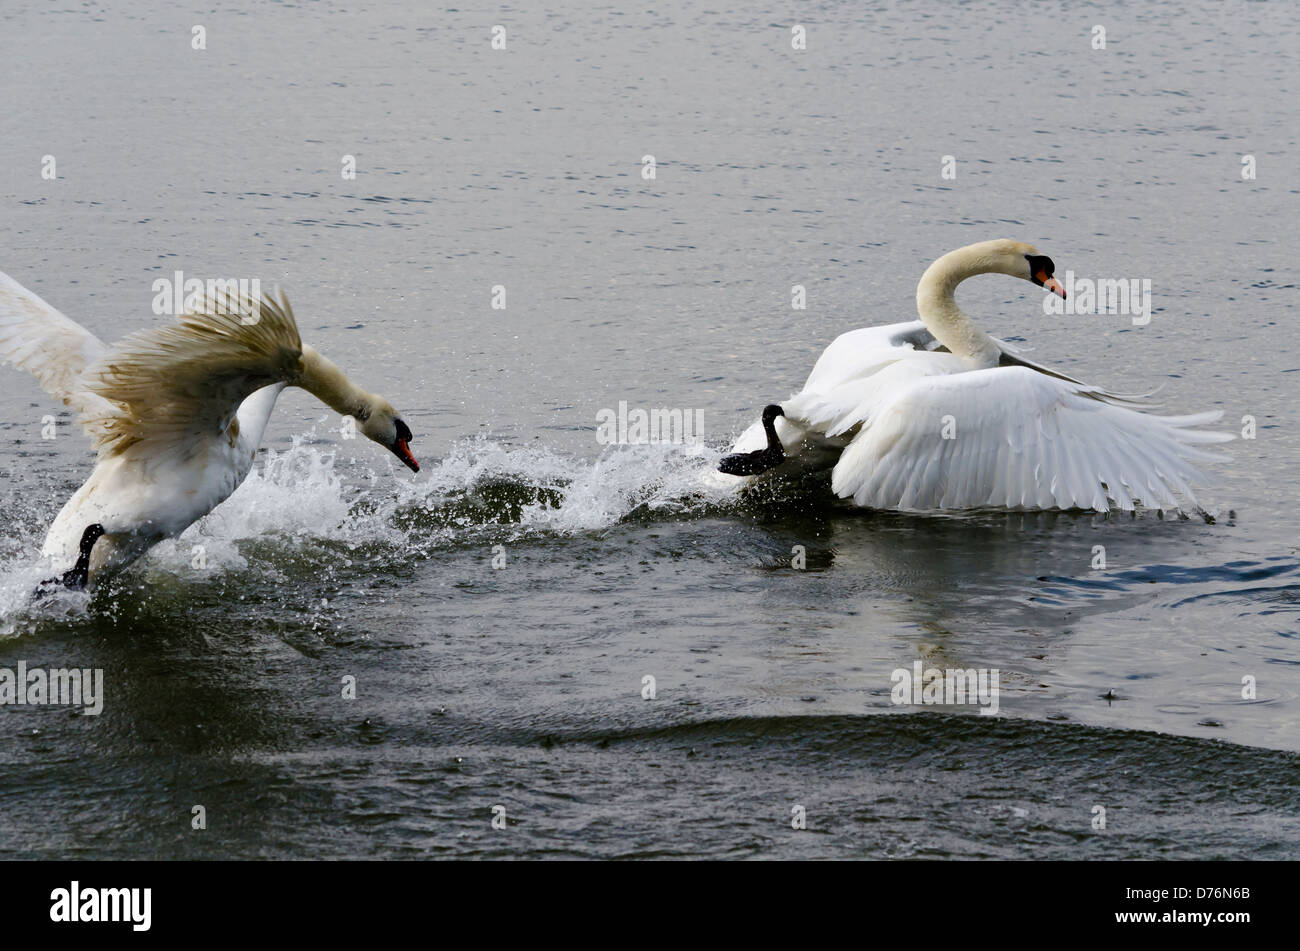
[
  {"left": 0, "top": 434, "right": 745, "bottom": 624},
  {"left": 226, "top": 435, "right": 738, "bottom": 540},
  {"left": 403, "top": 436, "right": 736, "bottom": 535},
  {"left": 0, "top": 421, "right": 1232, "bottom": 631}
]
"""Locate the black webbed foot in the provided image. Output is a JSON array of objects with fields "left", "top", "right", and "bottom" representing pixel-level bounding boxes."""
[
  {"left": 34, "top": 524, "right": 105, "bottom": 595},
  {"left": 718, "top": 405, "right": 786, "bottom": 476}
]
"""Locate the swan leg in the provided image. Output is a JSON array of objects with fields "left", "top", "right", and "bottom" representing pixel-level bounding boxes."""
[
  {"left": 35, "top": 523, "right": 106, "bottom": 594},
  {"left": 718, "top": 404, "right": 788, "bottom": 475},
  {"left": 717, "top": 449, "right": 786, "bottom": 476}
]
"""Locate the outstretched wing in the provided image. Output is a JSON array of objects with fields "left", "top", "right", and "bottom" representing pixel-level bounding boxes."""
[
  {"left": 0, "top": 271, "right": 110, "bottom": 415},
  {"left": 80, "top": 289, "right": 303, "bottom": 456},
  {"left": 830, "top": 366, "right": 1231, "bottom": 512}
]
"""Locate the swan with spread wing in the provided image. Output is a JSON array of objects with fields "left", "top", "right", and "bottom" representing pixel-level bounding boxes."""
[
  {"left": 0, "top": 273, "right": 419, "bottom": 590},
  {"left": 719, "top": 240, "right": 1231, "bottom": 512}
]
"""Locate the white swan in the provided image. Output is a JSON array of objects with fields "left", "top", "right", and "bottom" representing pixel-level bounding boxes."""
[
  {"left": 0, "top": 272, "right": 419, "bottom": 589},
  {"left": 720, "top": 239, "right": 1231, "bottom": 512}
]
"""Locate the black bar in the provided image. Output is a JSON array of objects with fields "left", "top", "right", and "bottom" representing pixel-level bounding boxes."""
[{"left": 0, "top": 860, "right": 1280, "bottom": 937}]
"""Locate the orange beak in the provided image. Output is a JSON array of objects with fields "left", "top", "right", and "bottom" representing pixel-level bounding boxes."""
[
  {"left": 1040, "top": 272, "right": 1066, "bottom": 299},
  {"left": 393, "top": 437, "right": 420, "bottom": 472}
]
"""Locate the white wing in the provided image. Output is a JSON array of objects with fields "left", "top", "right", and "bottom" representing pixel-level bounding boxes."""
[
  {"left": 729, "top": 321, "right": 937, "bottom": 454},
  {"left": 800, "top": 321, "right": 935, "bottom": 392},
  {"left": 0, "top": 271, "right": 109, "bottom": 415},
  {"left": 829, "top": 366, "right": 1231, "bottom": 512},
  {"left": 80, "top": 289, "right": 303, "bottom": 457}
]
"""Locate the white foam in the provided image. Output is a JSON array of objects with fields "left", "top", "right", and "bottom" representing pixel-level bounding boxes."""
[
  {"left": 0, "top": 434, "right": 740, "bottom": 624},
  {"left": 516, "top": 441, "right": 732, "bottom": 533},
  {"left": 387, "top": 435, "right": 735, "bottom": 534}
]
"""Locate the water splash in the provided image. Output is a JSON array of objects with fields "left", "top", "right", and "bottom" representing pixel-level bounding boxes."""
[
  {"left": 396, "top": 437, "right": 736, "bottom": 536},
  {"left": 150, "top": 438, "right": 406, "bottom": 574},
  {"left": 0, "top": 434, "right": 741, "bottom": 626}
]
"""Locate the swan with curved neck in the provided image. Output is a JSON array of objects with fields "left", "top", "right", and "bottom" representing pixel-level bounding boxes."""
[
  {"left": 0, "top": 273, "right": 420, "bottom": 590},
  {"left": 298, "top": 344, "right": 419, "bottom": 471},
  {"left": 916, "top": 240, "right": 1065, "bottom": 368},
  {"left": 720, "top": 239, "right": 1229, "bottom": 513}
]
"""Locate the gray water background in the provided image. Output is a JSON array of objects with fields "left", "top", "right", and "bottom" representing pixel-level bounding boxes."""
[{"left": 0, "top": 0, "right": 1297, "bottom": 857}]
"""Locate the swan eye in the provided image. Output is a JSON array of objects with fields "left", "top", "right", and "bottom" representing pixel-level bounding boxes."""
[
  {"left": 1025, "top": 254, "right": 1055, "bottom": 286},
  {"left": 394, "top": 419, "right": 413, "bottom": 443}
]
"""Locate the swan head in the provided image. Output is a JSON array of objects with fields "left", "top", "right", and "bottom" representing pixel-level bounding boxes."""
[
  {"left": 360, "top": 399, "right": 419, "bottom": 472},
  {"left": 983, "top": 239, "right": 1067, "bottom": 298},
  {"left": 761, "top": 404, "right": 785, "bottom": 425}
]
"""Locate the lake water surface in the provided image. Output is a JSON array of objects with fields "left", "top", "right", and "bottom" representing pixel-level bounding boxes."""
[{"left": 0, "top": 0, "right": 1297, "bottom": 858}]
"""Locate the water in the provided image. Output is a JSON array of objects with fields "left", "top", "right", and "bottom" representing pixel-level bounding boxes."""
[{"left": 1, "top": 0, "right": 1298, "bottom": 858}]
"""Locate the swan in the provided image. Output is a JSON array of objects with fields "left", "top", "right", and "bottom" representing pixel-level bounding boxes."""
[
  {"left": 0, "top": 272, "right": 420, "bottom": 590},
  {"left": 721, "top": 239, "right": 1231, "bottom": 512}
]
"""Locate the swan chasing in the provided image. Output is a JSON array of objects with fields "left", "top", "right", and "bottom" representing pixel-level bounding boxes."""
[
  {"left": 0, "top": 272, "right": 419, "bottom": 590},
  {"left": 721, "top": 239, "right": 1231, "bottom": 512}
]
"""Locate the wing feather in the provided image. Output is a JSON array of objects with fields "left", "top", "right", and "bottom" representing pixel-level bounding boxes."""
[
  {"left": 0, "top": 271, "right": 109, "bottom": 415},
  {"left": 830, "top": 366, "right": 1229, "bottom": 512},
  {"left": 80, "top": 288, "right": 303, "bottom": 456}
]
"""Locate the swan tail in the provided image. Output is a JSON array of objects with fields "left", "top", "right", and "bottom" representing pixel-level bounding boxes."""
[{"left": 80, "top": 287, "right": 303, "bottom": 456}]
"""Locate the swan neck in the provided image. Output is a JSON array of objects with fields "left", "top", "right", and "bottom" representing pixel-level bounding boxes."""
[
  {"left": 235, "top": 382, "right": 288, "bottom": 453},
  {"left": 916, "top": 249, "right": 1001, "bottom": 368},
  {"left": 297, "top": 345, "right": 374, "bottom": 419}
]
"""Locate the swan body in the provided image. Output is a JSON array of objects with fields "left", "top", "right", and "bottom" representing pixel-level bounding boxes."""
[
  {"left": 724, "top": 240, "right": 1231, "bottom": 512},
  {"left": 39, "top": 383, "right": 286, "bottom": 576},
  {"left": 0, "top": 272, "right": 419, "bottom": 587}
]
